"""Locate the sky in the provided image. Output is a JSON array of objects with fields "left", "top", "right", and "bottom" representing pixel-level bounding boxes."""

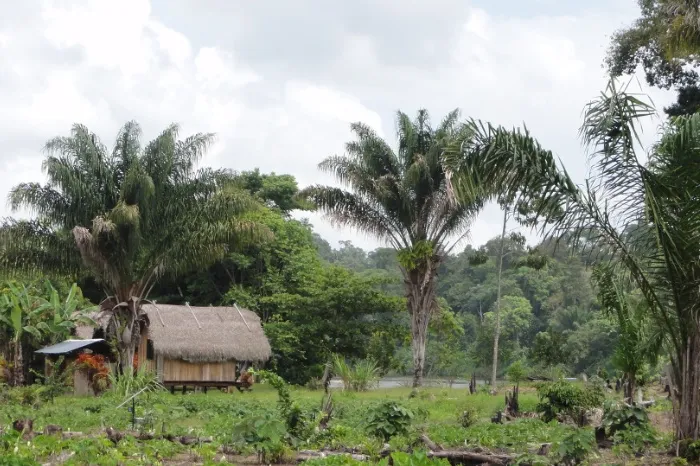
[{"left": 0, "top": 0, "right": 677, "bottom": 252}]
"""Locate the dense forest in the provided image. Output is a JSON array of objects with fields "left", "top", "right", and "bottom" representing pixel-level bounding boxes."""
[
  {"left": 1, "top": 164, "right": 616, "bottom": 387},
  {"left": 89, "top": 176, "right": 617, "bottom": 387}
]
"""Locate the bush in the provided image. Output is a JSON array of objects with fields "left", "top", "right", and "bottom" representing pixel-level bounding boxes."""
[
  {"left": 365, "top": 401, "right": 414, "bottom": 441},
  {"left": 602, "top": 400, "right": 650, "bottom": 437},
  {"left": 332, "top": 355, "right": 379, "bottom": 392},
  {"left": 507, "top": 360, "right": 528, "bottom": 385},
  {"left": 536, "top": 381, "right": 604, "bottom": 425},
  {"left": 349, "top": 359, "right": 380, "bottom": 391},
  {"left": 231, "top": 412, "right": 290, "bottom": 463},
  {"left": 555, "top": 429, "right": 595, "bottom": 465},
  {"left": 108, "top": 366, "right": 162, "bottom": 398},
  {"left": 459, "top": 406, "right": 478, "bottom": 428}
]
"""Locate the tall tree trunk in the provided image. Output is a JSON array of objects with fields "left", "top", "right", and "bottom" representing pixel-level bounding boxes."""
[
  {"left": 110, "top": 300, "right": 141, "bottom": 375},
  {"left": 673, "top": 332, "right": 700, "bottom": 441},
  {"left": 13, "top": 338, "right": 24, "bottom": 386},
  {"left": 406, "top": 266, "right": 437, "bottom": 390},
  {"left": 490, "top": 208, "right": 508, "bottom": 390}
]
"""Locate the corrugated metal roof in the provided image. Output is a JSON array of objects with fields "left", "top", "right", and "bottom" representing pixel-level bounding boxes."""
[{"left": 35, "top": 339, "right": 106, "bottom": 355}]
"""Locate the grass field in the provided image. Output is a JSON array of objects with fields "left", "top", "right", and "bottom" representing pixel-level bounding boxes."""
[{"left": 0, "top": 383, "right": 677, "bottom": 465}]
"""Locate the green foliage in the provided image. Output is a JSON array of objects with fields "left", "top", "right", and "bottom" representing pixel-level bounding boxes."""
[
  {"left": 506, "top": 360, "right": 528, "bottom": 385},
  {"left": 602, "top": 401, "right": 651, "bottom": 438},
  {"left": 253, "top": 369, "right": 317, "bottom": 442},
  {"left": 555, "top": 429, "right": 595, "bottom": 465},
  {"left": 108, "top": 367, "right": 162, "bottom": 399},
  {"left": 231, "top": 412, "right": 289, "bottom": 463},
  {"left": 385, "top": 451, "right": 450, "bottom": 466},
  {"left": 536, "top": 381, "right": 604, "bottom": 425},
  {"left": 458, "top": 406, "right": 478, "bottom": 428},
  {"left": 332, "top": 355, "right": 380, "bottom": 392},
  {"left": 602, "top": 401, "right": 657, "bottom": 454},
  {"left": 30, "top": 357, "right": 72, "bottom": 403},
  {"left": 365, "top": 401, "right": 414, "bottom": 441},
  {"left": 397, "top": 241, "right": 434, "bottom": 272},
  {"left": 304, "top": 455, "right": 367, "bottom": 466}
]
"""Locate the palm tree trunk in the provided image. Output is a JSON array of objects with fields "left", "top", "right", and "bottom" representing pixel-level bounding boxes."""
[
  {"left": 490, "top": 207, "right": 508, "bottom": 390},
  {"left": 112, "top": 301, "right": 141, "bottom": 374},
  {"left": 674, "top": 332, "right": 700, "bottom": 440},
  {"left": 13, "top": 338, "right": 24, "bottom": 386},
  {"left": 406, "top": 268, "right": 436, "bottom": 390}
]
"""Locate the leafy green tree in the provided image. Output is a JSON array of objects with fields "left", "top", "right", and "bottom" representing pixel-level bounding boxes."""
[
  {"left": 302, "top": 110, "right": 483, "bottom": 388},
  {"left": 233, "top": 169, "right": 313, "bottom": 214},
  {"left": 530, "top": 329, "right": 571, "bottom": 368},
  {"left": 449, "top": 81, "right": 700, "bottom": 440},
  {"left": 2, "top": 122, "right": 266, "bottom": 371},
  {"left": 262, "top": 265, "right": 403, "bottom": 384},
  {"left": 472, "top": 296, "right": 533, "bottom": 372},
  {"left": 425, "top": 300, "right": 467, "bottom": 379},
  {"left": 606, "top": 0, "right": 700, "bottom": 117}
]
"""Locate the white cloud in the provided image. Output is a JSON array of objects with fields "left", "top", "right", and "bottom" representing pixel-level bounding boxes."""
[
  {"left": 0, "top": 0, "right": 678, "bottom": 253},
  {"left": 285, "top": 82, "right": 384, "bottom": 136},
  {"left": 195, "top": 47, "right": 260, "bottom": 90}
]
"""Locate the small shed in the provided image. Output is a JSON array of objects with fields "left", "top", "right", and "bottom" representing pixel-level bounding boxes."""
[
  {"left": 35, "top": 339, "right": 113, "bottom": 395},
  {"left": 76, "top": 304, "right": 272, "bottom": 390}
]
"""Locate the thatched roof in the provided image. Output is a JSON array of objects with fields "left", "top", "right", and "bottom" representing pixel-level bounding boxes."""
[{"left": 75, "top": 304, "right": 271, "bottom": 363}]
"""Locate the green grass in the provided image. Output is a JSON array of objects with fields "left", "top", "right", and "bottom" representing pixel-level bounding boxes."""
[{"left": 0, "top": 384, "right": 671, "bottom": 465}]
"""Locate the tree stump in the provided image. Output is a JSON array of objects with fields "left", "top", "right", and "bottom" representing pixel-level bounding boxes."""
[{"left": 505, "top": 385, "right": 519, "bottom": 417}]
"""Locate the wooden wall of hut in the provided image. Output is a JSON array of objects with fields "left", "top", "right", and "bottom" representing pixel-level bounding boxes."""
[
  {"left": 137, "top": 332, "right": 156, "bottom": 373},
  {"left": 162, "top": 359, "right": 236, "bottom": 383}
]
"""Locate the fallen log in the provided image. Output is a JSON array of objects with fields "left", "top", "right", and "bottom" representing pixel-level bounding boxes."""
[
  {"left": 420, "top": 434, "right": 443, "bottom": 452},
  {"left": 428, "top": 450, "right": 513, "bottom": 466},
  {"left": 297, "top": 451, "right": 369, "bottom": 463}
]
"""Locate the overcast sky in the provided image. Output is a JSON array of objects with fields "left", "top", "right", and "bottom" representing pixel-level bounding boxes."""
[{"left": 0, "top": 0, "right": 676, "bottom": 252}]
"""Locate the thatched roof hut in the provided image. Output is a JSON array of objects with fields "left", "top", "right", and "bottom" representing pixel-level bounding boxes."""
[
  {"left": 75, "top": 303, "right": 271, "bottom": 364},
  {"left": 141, "top": 303, "right": 271, "bottom": 363}
]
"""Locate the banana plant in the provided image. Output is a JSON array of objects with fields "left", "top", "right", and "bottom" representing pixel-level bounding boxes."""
[
  {"left": 34, "top": 281, "right": 96, "bottom": 344},
  {"left": 0, "top": 282, "right": 44, "bottom": 386}
]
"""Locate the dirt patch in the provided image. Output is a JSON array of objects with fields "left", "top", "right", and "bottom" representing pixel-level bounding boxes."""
[{"left": 650, "top": 410, "right": 675, "bottom": 434}]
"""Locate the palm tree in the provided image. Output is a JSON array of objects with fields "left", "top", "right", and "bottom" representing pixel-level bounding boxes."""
[
  {"left": 2, "top": 122, "right": 267, "bottom": 372},
  {"left": 301, "top": 110, "right": 483, "bottom": 388},
  {"left": 593, "top": 266, "right": 662, "bottom": 402},
  {"left": 445, "top": 81, "right": 700, "bottom": 440}
]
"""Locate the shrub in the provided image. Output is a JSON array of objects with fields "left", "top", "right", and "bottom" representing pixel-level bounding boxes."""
[
  {"left": 459, "top": 406, "right": 478, "bottom": 428},
  {"left": 232, "top": 412, "right": 289, "bottom": 463},
  {"left": 332, "top": 355, "right": 379, "bottom": 392},
  {"left": 555, "top": 429, "right": 595, "bottom": 465},
  {"left": 507, "top": 360, "right": 528, "bottom": 385},
  {"left": 602, "top": 400, "right": 651, "bottom": 437},
  {"left": 108, "top": 366, "right": 162, "bottom": 398},
  {"left": 31, "top": 357, "right": 72, "bottom": 403},
  {"left": 365, "top": 401, "right": 414, "bottom": 441},
  {"left": 536, "top": 381, "right": 604, "bottom": 425},
  {"left": 349, "top": 359, "right": 380, "bottom": 391}
]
